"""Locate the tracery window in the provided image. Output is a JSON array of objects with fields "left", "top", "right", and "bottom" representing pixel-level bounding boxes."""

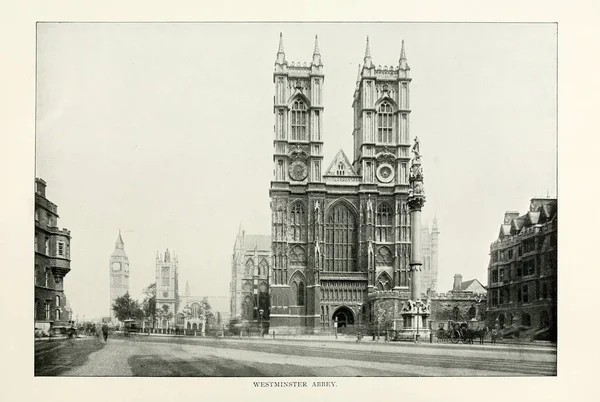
[
  {"left": 377, "top": 102, "right": 393, "bottom": 144},
  {"left": 291, "top": 99, "right": 308, "bottom": 141},
  {"left": 245, "top": 259, "right": 254, "bottom": 277},
  {"left": 161, "top": 267, "right": 170, "bottom": 286},
  {"left": 376, "top": 247, "right": 393, "bottom": 266},
  {"left": 290, "top": 246, "right": 307, "bottom": 266},
  {"left": 258, "top": 259, "right": 269, "bottom": 276},
  {"left": 325, "top": 203, "right": 357, "bottom": 272},
  {"left": 375, "top": 203, "right": 393, "bottom": 242},
  {"left": 290, "top": 202, "right": 306, "bottom": 242},
  {"left": 336, "top": 162, "right": 345, "bottom": 176}
]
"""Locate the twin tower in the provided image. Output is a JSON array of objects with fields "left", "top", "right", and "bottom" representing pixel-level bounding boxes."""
[{"left": 268, "top": 34, "right": 422, "bottom": 333}]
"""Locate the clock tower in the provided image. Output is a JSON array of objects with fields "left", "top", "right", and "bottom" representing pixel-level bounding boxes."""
[{"left": 109, "top": 230, "right": 130, "bottom": 320}]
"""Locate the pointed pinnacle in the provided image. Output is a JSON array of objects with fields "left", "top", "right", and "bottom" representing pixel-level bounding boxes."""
[
  {"left": 365, "top": 36, "right": 371, "bottom": 59},
  {"left": 313, "top": 35, "right": 320, "bottom": 55},
  {"left": 400, "top": 39, "right": 406, "bottom": 60},
  {"left": 278, "top": 32, "right": 285, "bottom": 53}
]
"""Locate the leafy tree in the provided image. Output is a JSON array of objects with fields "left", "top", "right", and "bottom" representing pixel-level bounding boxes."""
[
  {"left": 157, "top": 304, "right": 173, "bottom": 326},
  {"left": 141, "top": 283, "right": 157, "bottom": 328},
  {"left": 112, "top": 292, "right": 143, "bottom": 322}
]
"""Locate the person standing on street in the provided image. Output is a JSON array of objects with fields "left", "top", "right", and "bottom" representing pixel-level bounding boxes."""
[{"left": 102, "top": 323, "right": 109, "bottom": 342}]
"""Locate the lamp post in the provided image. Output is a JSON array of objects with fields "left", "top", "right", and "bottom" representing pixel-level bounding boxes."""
[
  {"left": 259, "top": 309, "right": 264, "bottom": 337},
  {"left": 357, "top": 303, "right": 363, "bottom": 341}
]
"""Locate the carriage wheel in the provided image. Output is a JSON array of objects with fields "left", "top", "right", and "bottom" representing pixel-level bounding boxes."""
[{"left": 450, "top": 330, "right": 460, "bottom": 344}]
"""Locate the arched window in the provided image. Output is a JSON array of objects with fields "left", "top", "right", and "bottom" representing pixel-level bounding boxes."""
[
  {"left": 191, "top": 302, "right": 201, "bottom": 319},
  {"left": 291, "top": 99, "right": 308, "bottom": 141},
  {"left": 259, "top": 259, "right": 268, "bottom": 276},
  {"left": 375, "top": 203, "right": 393, "bottom": 242},
  {"left": 468, "top": 306, "right": 477, "bottom": 320},
  {"left": 376, "top": 247, "right": 393, "bottom": 266},
  {"left": 245, "top": 259, "right": 254, "bottom": 277},
  {"left": 290, "top": 202, "right": 306, "bottom": 242},
  {"left": 298, "top": 282, "right": 305, "bottom": 306},
  {"left": 336, "top": 162, "right": 345, "bottom": 176},
  {"left": 377, "top": 102, "right": 393, "bottom": 144},
  {"left": 325, "top": 203, "right": 357, "bottom": 272},
  {"left": 290, "top": 246, "right": 307, "bottom": 266}
]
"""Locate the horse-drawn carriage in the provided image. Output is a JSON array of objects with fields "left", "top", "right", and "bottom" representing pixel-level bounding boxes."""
[{"left": 437, "top": 320, "right": 486, "bottom": 344}]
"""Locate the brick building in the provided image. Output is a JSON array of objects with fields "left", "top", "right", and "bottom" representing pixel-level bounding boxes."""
[
  {"left": 486, "top": 197, "right": 557, "bottom": 341},
  {"left": 34, "top": 178, "right": 72, "bottom": 334}
]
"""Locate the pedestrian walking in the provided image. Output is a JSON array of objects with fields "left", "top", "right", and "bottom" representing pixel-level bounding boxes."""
[{"left": 102, "top": 323, "right": 109, "bottom": 342}]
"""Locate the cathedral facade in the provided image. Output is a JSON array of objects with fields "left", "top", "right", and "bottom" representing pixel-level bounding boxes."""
[{"left": 268, "top": 35, "right": 419, "bottom": 333}]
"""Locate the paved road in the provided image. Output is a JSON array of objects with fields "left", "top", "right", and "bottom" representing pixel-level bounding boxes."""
[{"left": 39, "top": 335, "right": 556, "bottom": 377}]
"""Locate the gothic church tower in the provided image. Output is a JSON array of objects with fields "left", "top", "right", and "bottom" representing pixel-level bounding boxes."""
[{"left": 155, "top": 248, "right": 179, "bottom": 328}]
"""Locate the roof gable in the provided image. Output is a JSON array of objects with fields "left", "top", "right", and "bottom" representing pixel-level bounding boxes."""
[{"left": 324, "top": 149, "right": 359, "bottom": 178}]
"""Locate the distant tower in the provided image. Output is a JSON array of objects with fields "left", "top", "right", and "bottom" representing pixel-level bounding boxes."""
[
  {"left": 109, "top": 230, "right": 129, "bottom": 320},
  {"left": 430, "top": 216, "right": 440, "bottom": 293},
  {"left": 155, "top": 248, "right": 179, "bottom": 328}
]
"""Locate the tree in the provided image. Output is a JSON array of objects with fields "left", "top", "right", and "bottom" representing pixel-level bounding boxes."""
[
  {"left": 141, "top": 283, "right": 157, "bottom": 328},
  {"left": 157, "top": 304, "right": 173, "bottom": 327},
  {"left": 112, "top": 292, "right": 143, "bottom": 322}
]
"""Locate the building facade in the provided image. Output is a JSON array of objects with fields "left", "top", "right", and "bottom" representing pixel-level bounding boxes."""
[
  {"left": 486, "top": 198, "right": 557, "bottom": 341},
  {"left": 420, "top": 218, "right": 440, "bottom": 295},
  {"left": 269, "top": 35, "right": 421, "bottom": 333},
  {"left": 109, "top": 231, "right": 129, "bottom": 320},
  {"left": 229, "top": 227, "right": 271, "bottom": 326},
  {"left": 34, "top": 178, "right": 72, "bottom": 334},
  {"left": 155, "top": 248, "right": 179, "bottom": 328}
]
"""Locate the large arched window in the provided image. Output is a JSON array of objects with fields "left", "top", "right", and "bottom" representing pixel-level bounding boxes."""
[
  {"left": 191, "top": 302, "right": 201, "bottom": 319},
  {"left": 375, "top": 203, "right": 393, "bottom": 242},
  {"left": 290, "top": 245, "right": 307, "bottom": 266},
  {"left": 245, "top": 259, "right": 254, "bottom": 277},
  {"left": 377, "top": 102, "right": 393, "bottom": 144},
  {"left": 258, "top": 259, "right": 269, "bottom": 276},
  {"left": 290, "top": 201, "right": 306, "bottom": 242},
  {"left": 376, "top": 246, "right": 393, "bottom": 266},
  {"left": 291, "top": 99, "right": 308, "bottom": 141},
  {"left": 325, "top": 203, "right": 357, "bottom": 272}
]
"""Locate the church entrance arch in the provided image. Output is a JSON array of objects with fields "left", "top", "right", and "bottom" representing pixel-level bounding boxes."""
[
  {"left": 332, "top": 306, "right": 355, "bottom": 328},
  {"left": 192, "top": 323, "right": 198, "bottom": 330}
]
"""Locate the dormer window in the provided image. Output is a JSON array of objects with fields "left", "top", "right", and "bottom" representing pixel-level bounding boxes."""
[{"left": 336, "top": 162, "right": 345, "bottom": 176}]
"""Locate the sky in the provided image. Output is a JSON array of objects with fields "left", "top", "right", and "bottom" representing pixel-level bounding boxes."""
[{"left": 36, "top": 23, "right": 557, "bottom": 320}]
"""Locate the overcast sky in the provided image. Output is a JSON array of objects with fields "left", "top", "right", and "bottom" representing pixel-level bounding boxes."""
[{"left": 36, "top": 23, "right": 556, "bottom": 319}]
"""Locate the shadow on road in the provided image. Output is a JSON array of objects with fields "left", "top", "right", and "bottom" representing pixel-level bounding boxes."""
[{"left": 35, "top": 337, "right": 105, "bottom": 376}]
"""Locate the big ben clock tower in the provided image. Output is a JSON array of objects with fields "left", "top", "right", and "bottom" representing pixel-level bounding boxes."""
[{"left": 109, "top": 230, "right": 130, "bottom": 321}]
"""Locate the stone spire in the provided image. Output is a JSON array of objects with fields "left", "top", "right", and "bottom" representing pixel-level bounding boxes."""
[
  {"left": 312, "top": 35, "right": 322, "bottom": 66},
  {"left": 276, "top": 32, "right": 286, "bottom": 65},
  {"left": 185, "top": 280, "right": 190, "bottom": 297},
  {"left": 399, "top": 39, "right": 409, "bottom": 70},
  {"left": 116, "top": 229, "right": 124, "bottom": 247},
  {"left": 364, "top": 36, "right": 372, "bottom": 68}
]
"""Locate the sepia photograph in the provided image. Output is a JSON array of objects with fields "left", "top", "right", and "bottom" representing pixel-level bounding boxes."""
[{"left": 34, "top": 22, "right": 557, "bottom": 377}]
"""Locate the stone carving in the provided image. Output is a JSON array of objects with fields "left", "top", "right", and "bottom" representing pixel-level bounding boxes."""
[{"left": 411, "top": 136, "right": 421, "bottom": 161}]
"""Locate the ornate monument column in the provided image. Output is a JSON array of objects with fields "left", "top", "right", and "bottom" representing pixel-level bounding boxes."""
[{"left": 401, "top": 137, "right": 431, "bottom": 341}]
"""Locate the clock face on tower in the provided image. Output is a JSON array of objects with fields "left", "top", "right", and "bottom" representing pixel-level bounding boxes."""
[
  {"left": 111, "top": 262, "right": 121, "bottom": 271},
  {"left": 289, "top": 161, "right": 308, "bottom": 181},
  {"left": 163, "top": 291, "right": 169, "bottom": 298},
  {"left": 376, "top": 163, "right": 395, "bottom": 183}
]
